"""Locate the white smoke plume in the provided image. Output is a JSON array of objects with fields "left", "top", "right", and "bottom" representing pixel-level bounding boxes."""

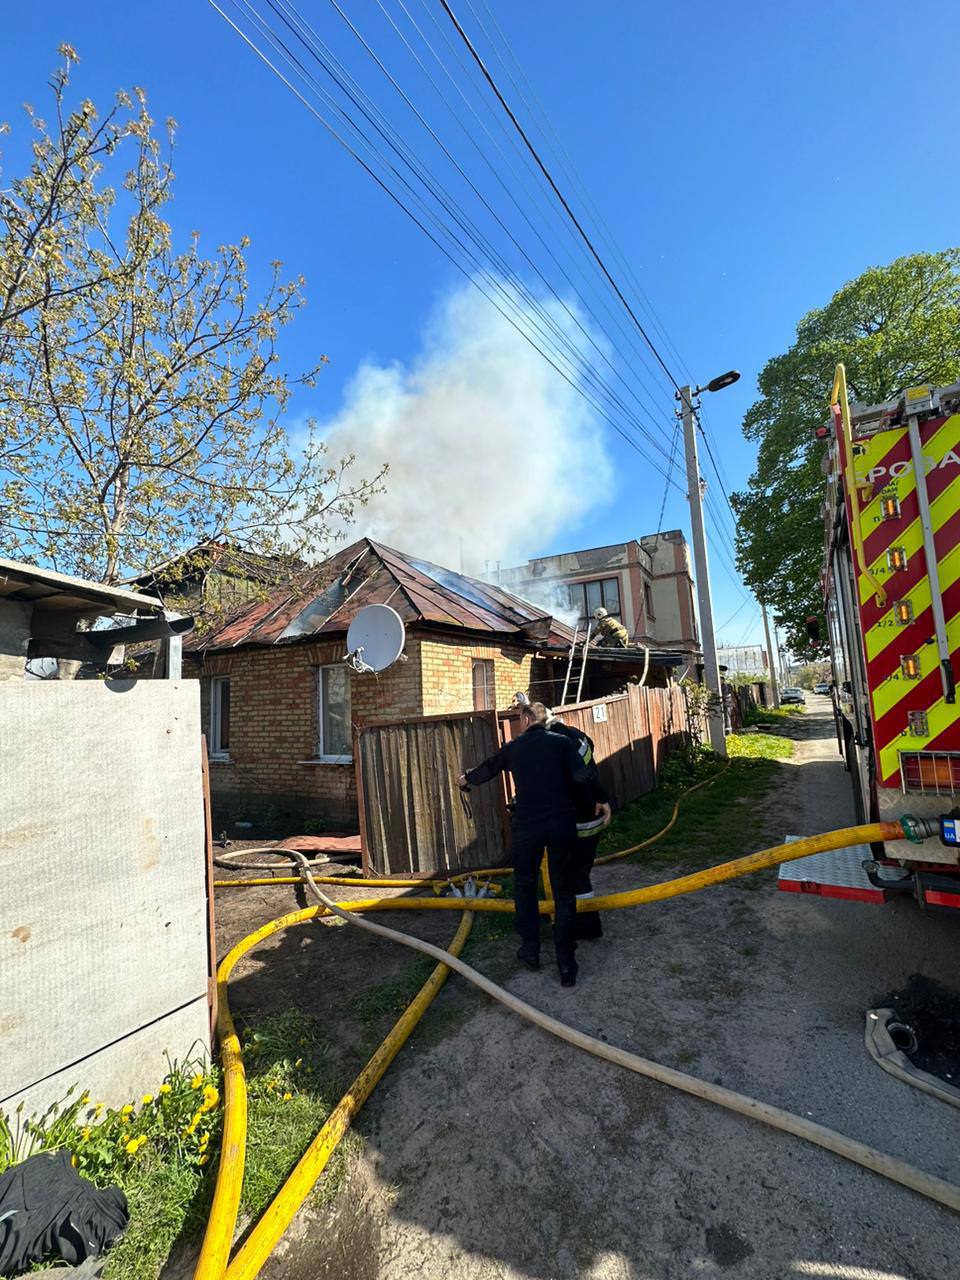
[{"left": 321, "top": 280, "right": 613, "bottom": 592}]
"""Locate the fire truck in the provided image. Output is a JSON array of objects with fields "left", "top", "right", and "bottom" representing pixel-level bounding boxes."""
[{"left": 778, "top": 364, "right": 960, "bottom": 909}]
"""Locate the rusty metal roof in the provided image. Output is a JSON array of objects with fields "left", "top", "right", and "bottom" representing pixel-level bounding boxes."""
[{"left": 186, "top": 538, "right": 575, "bottom": 652}]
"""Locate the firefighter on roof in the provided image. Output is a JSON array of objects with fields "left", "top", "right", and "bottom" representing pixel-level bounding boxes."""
[{"left": 592, "top": 606, "right": 629, "bottom": 648}]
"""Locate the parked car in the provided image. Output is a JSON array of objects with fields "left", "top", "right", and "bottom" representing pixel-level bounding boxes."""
[
  {"left": 780, "top": 686, "right": 806, "bottom": 704},
  {"left": 813, "top": 681, "right": 831, "bottom": 694}
]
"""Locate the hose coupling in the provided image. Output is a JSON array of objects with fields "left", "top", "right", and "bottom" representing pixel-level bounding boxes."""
[{"left": 900, "top": 813, "right": 938, "bottom": 843}]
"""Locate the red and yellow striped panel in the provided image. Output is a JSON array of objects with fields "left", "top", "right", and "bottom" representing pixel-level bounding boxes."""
[{"left": 845, "top": 413, "right": 960, "bottom": 786}]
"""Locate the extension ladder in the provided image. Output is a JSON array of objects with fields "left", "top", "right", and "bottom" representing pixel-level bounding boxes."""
[{"left": 560, "top": 622, "right": 592, "bottom": 706}]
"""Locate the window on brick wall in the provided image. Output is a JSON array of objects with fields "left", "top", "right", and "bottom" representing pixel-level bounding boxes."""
[
  {"left": 472, "top": 658, "right": 495, "bottom": 711},
  {"left": 210, "top": 676, "right": 231, "bottom": 759},
  {"left": 318, "top": 664, "right": 352, "bottom": 762},
  {"left": 570, "top": 577, "right": 622, "bottom": 624}
]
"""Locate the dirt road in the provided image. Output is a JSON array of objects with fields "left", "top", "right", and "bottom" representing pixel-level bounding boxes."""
[{"left": 257, "top": 698, "right": 959, "bottom": 1280}]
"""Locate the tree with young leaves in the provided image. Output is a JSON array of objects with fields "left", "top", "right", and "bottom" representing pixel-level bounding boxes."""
[
  {"left": 732, "top": 250, "right": 960, "bottom": 653},
  {"left": 0, "top": 48, "right": 384, "bottom": 587}
]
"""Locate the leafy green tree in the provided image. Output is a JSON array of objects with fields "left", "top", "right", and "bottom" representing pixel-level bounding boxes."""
[
  {"left": 732, "top": 250, "right": 960, "bottom": 652},
  {"left": 0, "top": 50, "right": 384, "bottom": 585}
]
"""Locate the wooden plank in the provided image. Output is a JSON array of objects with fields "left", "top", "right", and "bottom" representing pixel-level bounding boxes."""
[{"left": 358, "top": 714, "right": 506, "bottom": 875}]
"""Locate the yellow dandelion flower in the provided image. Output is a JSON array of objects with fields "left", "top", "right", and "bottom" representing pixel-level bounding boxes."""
[
  {"left": 94, "top": 1103, "right": 104, "bottom": 1117},
  {"left": 124, "top": 1138, "right": 140, "bottom": 1155},
  {"left": 121, "top": 1115, "right": 130, "bottom": 1125},
  {"left": 81, "top": 1127, "right": 91, "bottom": 1141},
  {"left": 199, "top": 1133, "right": 209, "bottom": 1148},
  {"left": 202, "top": 1084, "right": 219, "bottom": 1109},
  {"left": 198, "top": 1153, "right": 210, "bottom": 1166},
  {"left": 142, "top": 1094, "right": 154, "bottom": 1105},
  {"left": 121, "top": 1104, "right": 134, "bottom": 1116},
  {"left": 80, "top": 1093, "right": 90, "bottom": 1105},
  {"left": 136, "top": 1135, "right": 148, "bottom": 1150},
  {"left": 159, "top": 1084, "right": 172, "bottom": 1095},
  {"left": 282, "top": 1092, "right": 293, "bottom": 1102},
  {"left": 190, "top": 1074, "right": 203, "bottom": 1090}
]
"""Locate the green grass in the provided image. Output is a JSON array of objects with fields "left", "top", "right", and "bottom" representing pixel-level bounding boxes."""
[
  {"left": 744, "top": 704, "right": 805, "bottom": 726},
  {"left": 0, "top": 1013, "right": 358, "bottom": 1280},
  {"left": 727, "top": 730, "right": 795, "bottom": 760},
  {"left": 598, "top": 736, "right": 791, "bottom": 873}
]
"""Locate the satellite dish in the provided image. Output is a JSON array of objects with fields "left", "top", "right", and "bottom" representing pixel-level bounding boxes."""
[{"left": 345, "top": 604, "right": 406, "bottom": 674}]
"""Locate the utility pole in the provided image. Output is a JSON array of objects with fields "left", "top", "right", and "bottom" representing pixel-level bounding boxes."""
[
  {"left": 679, "top": 386, "right": 726, "bottom": 757},
  {"left": 761, "top": 601, "right": 781, "bottom": 708}
]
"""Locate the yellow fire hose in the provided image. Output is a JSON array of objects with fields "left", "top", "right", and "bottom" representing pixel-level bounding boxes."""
[
  {"left": 194, "top": 816, "right": 960, "bottom": 1280},
  {"left": 195, "top": 908, "right": 474, "bottom": 1280}
]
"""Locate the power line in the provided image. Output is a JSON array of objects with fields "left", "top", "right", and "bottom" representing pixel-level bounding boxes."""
[
  {"left": 319, "top": 0, "right": 683, "bottom": 464},
  {"left": 259, "top": 0, "right": 687, "bottom": 480},
  {"left": 466, "top": 0, "right": 697, "bottom": 387},
  {"left": 387, "top": 0, "right": 681, "bottom": 419},
  {"left": 656, "top": 421, "right": 681, "bottom": 535},
  {"left": 208, "top": 0, "right": 688, "bottom": 495},
  {"left": 439, "top": 0, "right": 682, "bottom": 395}
]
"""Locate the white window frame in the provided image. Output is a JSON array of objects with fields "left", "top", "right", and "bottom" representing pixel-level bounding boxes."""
[
  {"left": 472, "top": 657, "right": 495, "bottom": 711},
  {"left": 210, "top": 676, "right": 231, "bottom": 760},
  {"left": 317, "top": 664, "right": 352, "bottom": 764}
]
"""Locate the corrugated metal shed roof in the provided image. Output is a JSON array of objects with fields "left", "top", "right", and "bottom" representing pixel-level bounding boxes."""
[{"left": 186, "top": 539, "right": 574, "bottom": 653}]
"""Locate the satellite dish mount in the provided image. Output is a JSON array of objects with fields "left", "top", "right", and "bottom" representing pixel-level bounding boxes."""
[{"left": 345, "top": 604, "right": 406, "bottom": 675}]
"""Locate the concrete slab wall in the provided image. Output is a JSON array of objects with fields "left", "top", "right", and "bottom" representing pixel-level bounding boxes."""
[{"left": 0, "top": 680, "right": 210, "bottom": 1118}]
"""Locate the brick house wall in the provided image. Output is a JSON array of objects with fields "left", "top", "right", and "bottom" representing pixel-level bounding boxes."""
[
  {"left": 190, "top": 635, "right": 423, "bottom": 831},
  {"left": 419, "top": 635, "right": 536, "bottom": 715},
  {"left": 189, "top": 630, "right": 563, "bottom": 832}
]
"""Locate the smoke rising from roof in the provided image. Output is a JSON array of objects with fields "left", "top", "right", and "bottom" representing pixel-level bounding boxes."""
[{"left": 321, "top": 281, "right": 613, "bottom": 582}]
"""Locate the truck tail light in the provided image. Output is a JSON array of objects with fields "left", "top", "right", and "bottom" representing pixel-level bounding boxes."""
[
  {"left": 901, "top": 751, "right": 960, "bottom": 793},
  {"left": 882, "top": 496, "right": 901, "bottom": 520}
]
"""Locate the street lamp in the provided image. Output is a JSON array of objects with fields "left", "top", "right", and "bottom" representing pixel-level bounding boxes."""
[{"left": 677, "top": 369, "right": 740, "bottom": 757}]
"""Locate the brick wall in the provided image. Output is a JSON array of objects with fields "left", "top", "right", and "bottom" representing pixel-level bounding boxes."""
[
  {"left": 191, "top": 635, "right": 424, "bottom": 831},
  {"left": 419, "top": 636, "right": 536, "bottom": 715}
]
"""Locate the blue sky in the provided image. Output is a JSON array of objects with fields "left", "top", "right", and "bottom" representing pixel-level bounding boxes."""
[{"left": 4, "top": 1, "right": 959, "bottom": 648}]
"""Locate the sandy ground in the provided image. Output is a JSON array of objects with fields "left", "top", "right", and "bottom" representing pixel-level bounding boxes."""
[{"left": 210, "top": 699, "right": 960, "bottom": 1280}]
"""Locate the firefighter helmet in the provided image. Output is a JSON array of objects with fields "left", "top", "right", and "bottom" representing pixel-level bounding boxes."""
[{"left": 593, "top": 607, "right": 608, "bottom": 620}]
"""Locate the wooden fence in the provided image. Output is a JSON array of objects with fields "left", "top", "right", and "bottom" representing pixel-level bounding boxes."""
[
  {"left": 727, "top": 680, "right": 767, "bottom": 730},
  {"left": 356, "top": 684, "right": 698, "bottom": 876},
  {"left": 357, "top": 711, "right": 509, "bottom": 877}
]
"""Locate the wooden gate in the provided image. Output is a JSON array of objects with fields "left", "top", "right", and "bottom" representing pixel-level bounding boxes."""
[{"left": 357, "top": 711, "right": 509, "bottom": 876}]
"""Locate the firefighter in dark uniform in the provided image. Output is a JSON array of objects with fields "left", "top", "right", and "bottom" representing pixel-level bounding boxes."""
[
  {"left": 457, "top": 701, "right": 609, "bottom": 986},
  {"left": 545, "top": 710, "right": 609, "bottom": 939},
  {"left": 592, "top": 606, "right": 629, "bottom": 647}
]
